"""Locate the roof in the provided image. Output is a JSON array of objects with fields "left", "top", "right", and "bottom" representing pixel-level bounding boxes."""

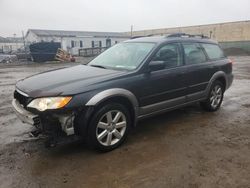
[
  {"left": 126, "top": 36, "right": 217, "bottom": 44},
  {"left": 28, "top": 29, "right": 130, "bottom": 38}
]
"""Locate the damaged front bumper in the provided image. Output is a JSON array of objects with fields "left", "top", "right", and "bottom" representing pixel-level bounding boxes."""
[
  {"left": 12, "top": 99, "right": 40, "bottom": 126},
  {"left": 12, "top": 99, "right": 80, "bottom": 147}
]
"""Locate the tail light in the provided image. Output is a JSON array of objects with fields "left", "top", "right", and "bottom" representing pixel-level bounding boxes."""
[
  {"left": 228, "top": 58, "right": 234, "bottom": 71},
  {"left": 229, "top": 58, "right": 234, "bottom": 65}
]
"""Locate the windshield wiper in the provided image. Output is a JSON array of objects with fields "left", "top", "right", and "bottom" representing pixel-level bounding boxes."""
[{"left": 89, "top": 64, "right": 106, "bottom": 69}]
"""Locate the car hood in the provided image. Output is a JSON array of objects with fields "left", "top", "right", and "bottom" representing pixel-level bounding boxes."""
[{"left": 16, "top": 65, "right": 125, "bottom": 97}]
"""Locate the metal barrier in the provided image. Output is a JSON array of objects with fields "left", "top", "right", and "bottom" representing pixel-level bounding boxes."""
[{"left": 79, "top": 47, "right": 108, "bottom": 57}]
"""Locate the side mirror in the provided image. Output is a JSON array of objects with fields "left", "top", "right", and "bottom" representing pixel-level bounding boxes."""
[{"left": 148, "top": 61, "right": 165, "bottom": 71}]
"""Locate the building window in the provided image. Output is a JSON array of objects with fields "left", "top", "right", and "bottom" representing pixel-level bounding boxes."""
[
  {"left": 71, "top": 40, "right": 75, "bottom": 48},
  {"left": 80, "top": 41, "right": 83, "bottom": 48},
  {"left": 106, "top": 38, "right": 111, "bottom": 47},
  {"left": 92, "top": 41, "right": 101, "bottom": 48}
]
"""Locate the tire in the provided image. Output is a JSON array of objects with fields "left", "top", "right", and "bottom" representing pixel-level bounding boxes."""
[
  {"left": 200, "top": 80, "right": 224, "bottom": 112},
  {"left": 87, "top": 103, "right": 131, "bottom": 152}
]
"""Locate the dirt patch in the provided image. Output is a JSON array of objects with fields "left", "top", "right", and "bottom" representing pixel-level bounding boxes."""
[{"left": 242, "top": 104, "right": 250, "bottom": 108}]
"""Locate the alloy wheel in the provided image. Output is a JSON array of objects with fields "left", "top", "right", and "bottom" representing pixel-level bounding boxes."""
[
  {"left": 96, "top": 110, "right": 127, "bottom": 146},
  {"left": 210, "top": 85, "right": 223, "bottom": 109}
]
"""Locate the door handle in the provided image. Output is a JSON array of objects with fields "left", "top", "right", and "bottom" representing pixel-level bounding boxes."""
[{"left": 208, "top": 66, "right": 215, "bottom": 69}]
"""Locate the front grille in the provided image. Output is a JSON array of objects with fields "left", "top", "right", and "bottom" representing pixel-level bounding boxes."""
[
  {"left": 33, "top": 116, "right": 41, "bottom": 127},
  {"left": 14, "top": 90, "right": 33, "bottom": 107}
]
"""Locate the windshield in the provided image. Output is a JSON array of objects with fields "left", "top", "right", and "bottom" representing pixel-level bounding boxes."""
[{"left": 88, "top": 42, "right": 155, "bottom": 70}]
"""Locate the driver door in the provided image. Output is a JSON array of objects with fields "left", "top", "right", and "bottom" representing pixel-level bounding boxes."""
[{"left": 139, "top": 43, "right": 187, "bottom": 115}]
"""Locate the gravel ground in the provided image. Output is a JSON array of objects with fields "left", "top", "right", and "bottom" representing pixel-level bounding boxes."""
[{"left": 0, "top": 56, "right": 250, "bottom": 188}]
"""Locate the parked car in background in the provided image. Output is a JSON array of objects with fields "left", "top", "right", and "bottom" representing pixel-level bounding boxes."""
[{"left": 12, "top": 33, "right": 233, "bottom": 151}]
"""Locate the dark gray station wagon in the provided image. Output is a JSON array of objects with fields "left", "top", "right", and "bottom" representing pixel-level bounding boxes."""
[{"left": 12, "top": 33, "right": 233, "bottom": 151}]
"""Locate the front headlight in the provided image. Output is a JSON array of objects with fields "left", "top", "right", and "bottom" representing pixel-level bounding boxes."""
[{"left": 27, "top": 97, "right": 72, "bottom": 111}]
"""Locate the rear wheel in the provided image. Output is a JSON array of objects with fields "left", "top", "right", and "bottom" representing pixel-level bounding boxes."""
[
  {"left": 87, "top": 103, "right": 130, "bottom": 152},
  {"left": 200, "top": 81, "right": 224, "bottom": 111}
]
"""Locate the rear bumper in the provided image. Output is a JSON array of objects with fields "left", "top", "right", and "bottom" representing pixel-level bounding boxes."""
[{"left": 12, "top": 99, "right": 40, "bottom": 126}]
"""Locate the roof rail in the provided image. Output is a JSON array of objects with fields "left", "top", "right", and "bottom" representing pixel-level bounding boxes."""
[
  {"left": 131, "top": 36, "right": 144, "bottom": 39},
  {"left": 167, "top": 33, "right": 209, "bottom": 39},
  {"left": 131, "top": 34, "right": 155, "bottom": 39}
]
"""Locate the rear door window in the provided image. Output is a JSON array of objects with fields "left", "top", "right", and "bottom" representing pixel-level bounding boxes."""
[
  {"left": 201, "top": 43, "right": 225, "bottom": 60},
  {"left": 182, "top": 43, "right": 207, "bottom": 65}
]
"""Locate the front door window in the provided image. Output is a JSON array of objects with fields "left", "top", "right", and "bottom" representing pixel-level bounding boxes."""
[{"left": 152, "top": 43, "right": 182, "bottom": 69}]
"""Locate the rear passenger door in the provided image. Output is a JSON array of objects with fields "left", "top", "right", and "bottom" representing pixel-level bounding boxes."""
[{"left": 182, "top": 42, "right": 214, "bottom": 101}]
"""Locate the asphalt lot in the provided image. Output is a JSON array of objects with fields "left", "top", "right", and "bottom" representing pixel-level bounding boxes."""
[{"left": 0, "top": 56, "right": 250, "bottom": 188}]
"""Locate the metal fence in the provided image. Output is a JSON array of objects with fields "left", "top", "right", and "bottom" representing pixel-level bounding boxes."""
[
  {"left": 219, "top": 41, "right": 250, "bottom": 55},
  {"left": 79, "top": 47, "right": 108, "bottom": 57}
]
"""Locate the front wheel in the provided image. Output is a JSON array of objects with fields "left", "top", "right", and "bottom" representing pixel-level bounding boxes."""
[
  {"left": 200, "top": 81, "right": 224, "bottom": 112},
  {"left": 87, "top": 103, "right": 130, "bottom": 152}
]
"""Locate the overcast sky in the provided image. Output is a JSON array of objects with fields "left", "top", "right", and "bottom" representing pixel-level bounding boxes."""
[{"left": 0, "top": 0, "right": 250, "bottom": 37}]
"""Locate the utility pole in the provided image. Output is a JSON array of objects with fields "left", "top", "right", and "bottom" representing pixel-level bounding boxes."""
[
  {"left": 130, "top": 25, "right": 133, "bottom": 38},
  {"left": 22, "top": 31, "right": 28, "bottom": 59},
  {"left": 13, "top": 33, "right": 17, "bottom": 52},
  {"left": 22, "top": 31, "right": 26, "bottom": 49},
  {"left": 209, "top": 31, "right": 213, "bottom": 38}
]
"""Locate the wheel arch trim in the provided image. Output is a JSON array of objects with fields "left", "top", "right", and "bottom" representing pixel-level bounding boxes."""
[
  {"left": 86, "top": 88, "right": 139, "bottom": 117},
  {"left": 205, "top": 71, "right": 227, "bottom": 96}
]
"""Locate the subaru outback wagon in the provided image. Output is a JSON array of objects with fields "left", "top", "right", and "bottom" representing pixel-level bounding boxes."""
[{"left": 12, "top": 33, "right": 233, "bottom": 151}]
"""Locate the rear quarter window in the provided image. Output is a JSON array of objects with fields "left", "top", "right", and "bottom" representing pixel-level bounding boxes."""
[{"left": 201, "top": 43, "right": 225, "bottom": 60}]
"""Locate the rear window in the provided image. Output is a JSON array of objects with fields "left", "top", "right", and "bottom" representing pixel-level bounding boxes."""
[{"left": 201, "top": 43, "right": 225, "bottom": 60}]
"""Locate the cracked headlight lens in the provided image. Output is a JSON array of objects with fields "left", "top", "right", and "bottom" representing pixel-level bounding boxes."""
[{"left": 27, "top": 97, "right": 72, "bottom": 111}]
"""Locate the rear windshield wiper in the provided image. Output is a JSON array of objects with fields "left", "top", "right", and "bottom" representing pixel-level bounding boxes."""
[{"left": 89, "top": 64, "right": 106, "bottom": 69}]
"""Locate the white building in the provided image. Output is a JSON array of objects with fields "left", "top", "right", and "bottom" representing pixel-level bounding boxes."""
[
  {"left": 0, "top": 36, "right": 24, "bottom": 53},
  {"left": 25, "top": 29, "right": 130, "bottom": 55}
]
